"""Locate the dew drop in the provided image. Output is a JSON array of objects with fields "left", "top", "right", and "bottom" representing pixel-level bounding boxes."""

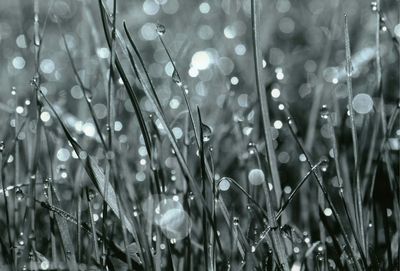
[
  {"left": 218, "top": 177, "right": 231, "bottom": 191},
  {"left": 320, "top": 104, "right": 330, "bottom": 119},
  {"left": 84, "top": 88, "right": 93, "bottom": 103},
  {"left": 88, "top": 190, "right": 95, "bottom": 201},
  {"left": 201, "top": 123, "right": 212, "bottom": 142},
  {"left": 0, "top": 141, "right": 5, "bottom": 152},
  {"left": 380, "top": 17, "right": 387, "bottom": 32},
  {"left": 172, "top": 69, "right": 183, "bottom": 86},
  {"left": 233, "top": 217, "right": 239, "bottom": 226},
  {"left": 15, "top": 187, "right": 24, "bottom": 201},
  {"left": 156, "top": 23, "right": 166, "bottom": 35},
  {"left": 18, "top": 238, "right": 24, "bottom": 246},
  {"left": 320, "top": 159, "right": 329, "bottom": 172},
  {"left": 370, "top": 1, "right": 377, "bottom": 11},
  {"left": 251, "top": 245, "right": 256, "bottom": 253},
  {"left": 247, "top": 142, "right": 257, "bottom": 154},
  {"left": 188, "top": 192, "right": 194, "bottom": 200},
  {"left": 248, "top": 169, "right": 265, "bottom": 186}
]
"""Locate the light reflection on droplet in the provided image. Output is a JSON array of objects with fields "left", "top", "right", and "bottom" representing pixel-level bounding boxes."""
[
  {"left": 16, "top": 34, "right": 27, "bottom": 48},
  {"left": 248, "top": 169, "right": 265, "bottom": 186},
  {"left": 57, "top": 148, "right": 70, "bottom": 162},
  {"left": 188, "top": 67, "right": 199, "bottom": 77},
  {"left": 82, "top": 122, "right": 95, "bottom": 137},
  {"left": 224, "top": 25, "right": 236, "bottom": 39},
  {"left": 199, "top": 2, "right": 210, "bottom": 13},
  {"left": 136, "top": 172, "right": 146, "bottom": 182},
  {"left": 218, "top": 177, "right": 231, "bottom": 191},
  {"left": 12, "top": 56, "right": 25, "bottom": 70},
  {"left": 143, "top": 0, "right": 160, "bottom": 15},
  {"left": 16, "top": 106, "right": 24, "bottom": 114},
  {"left": 271, "top": 88, "right": 280, "bottom": 98},
  {"left": 96, "top": 47, "right": 110, "bottom": 59},
  {"left": 191, "top": 51, "right": 211, "bottom": 70},
  {"left": 169, "top": 98, "right": 180, "bottom": 109},
  {"left": 141, "top": 23, "right": 158, "bottom": 41},
  {"left": 352, "top": 93, "right": 373, "bottom": 114},
  {"left": 230, "top": 76, "right": 239, "bottom": 85},
  {"left": 323, "top": 208, "right": 332, "bottom": 216},
  {"left": 234, "top": 44, "right": 246, "bottom": 55},
  {"left": 40, "top": 111, "right": 51, "bottom": 122},
  {"left": 172, "top": 127, "right": 183, "bottom": 139},
  {"left": 40, "top": 59, "right": 55, "bottom": 74}
]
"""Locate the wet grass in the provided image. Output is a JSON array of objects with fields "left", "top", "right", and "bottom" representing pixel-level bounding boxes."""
[{"left": 0, "top": 0, "right": 399, "bottom": 270}]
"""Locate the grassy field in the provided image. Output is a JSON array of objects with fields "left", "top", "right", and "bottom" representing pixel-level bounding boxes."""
[{"left": 0, "top": 0, "right": 399, "bottom": 270}]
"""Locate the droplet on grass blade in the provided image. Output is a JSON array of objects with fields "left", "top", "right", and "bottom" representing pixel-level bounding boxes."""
[
  {"left": 320, "top": 159, "right": 329, "bottom": 172},
  {"left": 156, "top": 23, "right": 166, "bottom": 35},
  {"left": 201, "top": 123, "right": 212, "bottom": 142},
  {"left": 218, "top": 177, "right": 231, "bottom": 191},
  {"left": 172, "top": 69, "right": 182, "bottom": 86},
  {"left": 370, "top": 1, "right": 377, "bottom": 11},
  {"left": 320, "top": 105, "right": 329, "bottom": 119},
  {"left": 247, "top": 142, "right": 257, "bottom": 154},
  {"left": 15, "top": 187, "right": 24, "bottom": 201}
]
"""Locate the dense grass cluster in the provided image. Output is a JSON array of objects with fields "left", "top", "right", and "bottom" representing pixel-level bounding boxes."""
[{"left": 0, "top": 0, "right": 399, "bottom": 270}]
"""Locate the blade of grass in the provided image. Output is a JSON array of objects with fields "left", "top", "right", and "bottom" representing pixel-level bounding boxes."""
[
  {"left": 251, "top": 0, "right": 287, "bottom": 269},
  {"left": 344, "top": 14, "right": 365, "bottom": 253}
]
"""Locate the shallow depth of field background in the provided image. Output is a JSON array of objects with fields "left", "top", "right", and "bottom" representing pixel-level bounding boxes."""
[{"left": 0, "top": 0, "right": 399, "bottom": 270}]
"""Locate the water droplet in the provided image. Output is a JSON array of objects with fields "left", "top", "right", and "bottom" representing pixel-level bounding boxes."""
[
  {"left": 233, "top": 217, "right": 239, "bottom": 226},
  {"left": 84, "top": 88, "right": 93, "bottom": 102},
  {"left": 0, "top": 141, "right": 5, "bottom": 152},
  {"left": 30, "top": 75, "right": 39, "bottom": 87},
  {"left": 248, "top": 169, "right": 265, "bottom": 186},
  {"left": 88, "top": 190, "right": 95, "bottom": 201},
  {"left": 320, "top": 105, "right": 330, "bottom": 119},
  {"left": 380, "top": 17, "right": 387, "bottom": 32},
  {"left": 172, "top": 69, "right": 183, "bottom": 86},
  {"left": 15, "top": 187, "right": 24, "bottom": 201},
  {"left": 57, "top": 165, "right": 68, "bottom": 179},
  {"left": 18, "top": 238, "right": 24, "bottom": 246},
  {"left": 247, "top": 142, "right": 257, "bottom": 154},
  {"left": 218, "top": 177, "right": 231, "bottom": 191},
  {"left": 370, "top": 1, "right": 377, "bottom": 11},
  {"left": 251, "top": 245, "right": 256, "bottom": 252},
  {"left": 201, "top": 123, "right": 212, "bottom": 142},
  {"left": 156, "top": 24, "right": 166, "bottom": 35},
  {"left": 188, "top": 192, "right": 194, "bottom": 200},
  {"left": 320, "top": 159, "right": 329, "bottom": 172},
  {"left": 353, "top": 93, "right": 374, "bottom": 115}
]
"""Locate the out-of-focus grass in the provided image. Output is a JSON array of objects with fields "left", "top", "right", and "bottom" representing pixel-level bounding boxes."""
[{"left": 0, "top": 0, "right": 399, "bottom": 270}]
